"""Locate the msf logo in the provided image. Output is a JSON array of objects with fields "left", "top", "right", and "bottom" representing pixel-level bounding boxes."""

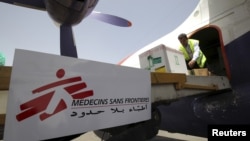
[{"left": 16, "top": 68, "right": 94, "bottom": 121}]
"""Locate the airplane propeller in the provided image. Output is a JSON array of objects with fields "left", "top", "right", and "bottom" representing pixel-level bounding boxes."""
[
  {"left": 0, "top": 0, "right": 132, "bottom": 59},
  {"left": 60, "top": 25, "right": 77, "bottom": 58},
  {"left": 89, "top": 11, "right": 132, "bottom": 27},
  {"left": 60, "top": 11, "right": 132, "bottom": 58}
]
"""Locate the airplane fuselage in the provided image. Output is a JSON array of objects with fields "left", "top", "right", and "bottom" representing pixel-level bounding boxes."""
[{"left": 123, "top": 0, "right": 250, "bottom": 138}]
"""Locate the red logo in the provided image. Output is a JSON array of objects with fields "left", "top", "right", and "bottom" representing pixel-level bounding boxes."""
[{"left": 16, "top": 69, "right": 94, "bottom": 121}]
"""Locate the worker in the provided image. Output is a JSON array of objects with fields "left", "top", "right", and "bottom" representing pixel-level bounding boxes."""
[
  {"left": 178, "top": 33, "right": 207, "bottom": 70},
  {"left": 0, "top": 51, "right": 5, "bottom": 66}
]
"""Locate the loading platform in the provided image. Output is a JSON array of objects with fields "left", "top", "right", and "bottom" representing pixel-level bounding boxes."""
[
  {"left": 151, "top": 72, "right": 230, "bottom": 104},
  {"left": 0, "top": 66, "right": 231, "bottom": 139}
]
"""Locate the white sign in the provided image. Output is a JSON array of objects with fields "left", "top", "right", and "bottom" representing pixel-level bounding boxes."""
[{"left": 4, "top": 49, "right": 151, "bottom": 141}]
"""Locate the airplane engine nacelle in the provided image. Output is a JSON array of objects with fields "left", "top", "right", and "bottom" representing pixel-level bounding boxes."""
[{"left": 44, "top": 0, "right": 97, "bottom": 26}]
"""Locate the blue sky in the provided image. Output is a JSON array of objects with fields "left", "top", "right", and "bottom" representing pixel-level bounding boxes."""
[{"left": 0, "top": 0, "right": 199, "bottom": 66}]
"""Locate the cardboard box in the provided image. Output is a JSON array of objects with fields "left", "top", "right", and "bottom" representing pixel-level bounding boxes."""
[
  {"left": 139, "top": 44, "right": 188, "bottom": 74},
  {"left": 193, "top": 68, "right": 209, "bottom": 76}
]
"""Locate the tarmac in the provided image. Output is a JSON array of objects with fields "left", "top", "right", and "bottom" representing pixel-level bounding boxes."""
[
  {"left": 0, "top": 130, "right": 207, "bottom": 141},
  {"left": 72, "top": 130, "right": 207, "bottom": 141}
]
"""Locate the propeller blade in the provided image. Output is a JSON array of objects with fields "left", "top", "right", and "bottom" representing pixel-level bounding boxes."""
[
  {"left": 60, "top": 25, "right": 78, "bottom": 58},
  {"left": 89, "top": 11, "right": 132, "bottom": 27}
]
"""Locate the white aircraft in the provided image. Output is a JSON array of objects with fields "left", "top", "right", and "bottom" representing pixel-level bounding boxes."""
[{"left": 119, "top": 0, "right": 250, "bottom": 139}]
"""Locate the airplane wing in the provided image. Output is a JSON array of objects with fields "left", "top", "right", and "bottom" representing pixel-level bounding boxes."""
[{"left": 0, "top": 0, "right": 45, "bottom": 10}]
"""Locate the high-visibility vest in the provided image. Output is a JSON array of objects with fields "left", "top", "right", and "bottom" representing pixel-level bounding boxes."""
[{"left": 179, "top": 39, "right": 206, "bottom": 68}]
